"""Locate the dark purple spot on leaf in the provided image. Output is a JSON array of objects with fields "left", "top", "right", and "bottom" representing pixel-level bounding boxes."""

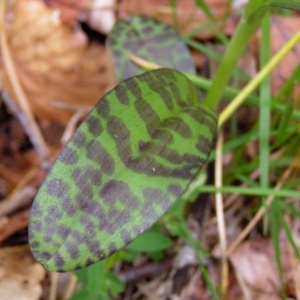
[
  {"left": 86, "top": 141, "right": 115, "bottom": 174},
  {"left": 120, "top": 229, "right": 131, "bottom": 244},
  {"left": 100, "top": 180, "right": 139, "bottom": 208},
  {"left": 47, "top": 205, "right": 63, "bottom": 219},
  {"left": 31, "top": 201, "right": 42, "bottom": 215},
  {"left": 85, "top": 257, "right": 96, "bottom": 267},
  {"left": 72, "top": 130, "right": 86, "bottom": 147},
  {"left": 30, "top": 241, "right": 39, "bottom": 249},
  {"left": 142, "top": 25, "right": 152, "bottom": 35},
  {"left": 58, "top": 224, "right": 70, "bottom": 239},
  {"left": 54, "top": 253, "right": 65, "bottom": 268},
  {"left": 62, "top": 197, "right": 77, "bottom": 216},
  {"left": 196, "top": 135, "right": 213, "bottom": 155},
  {"left": 96, "top": 98, "right": 110, "bottom": 117},
  {"left": 86, "top": 115, "right": 103, "bottom": 137},
  {"left": 132, "top": 225, "right": 142, "bottom": 236},
  {"left": 168, "top": 184, "right": 184, "bottom": 197},
  {"left": 43, "top": 222, "right": 58, "bottom": 241},
  {"left": 152, "top": 129, "right": 173, "bottom": 143},
  {"left": 70, "top": 230, "right": 87, "bottom": 244},
  {"left": 40, "top": 252, "right": 52, "bottom": 260},
  {"left": 143, "top": 188, "right": 171, "bottom": 210},
  {"left": 44, "top": 237, "right": 52, "bottom": 243},
  {"left": 59, "top": 146, "right": 78, "bottom": 165},
  {"left": 108, "top": 242, "right": 117, "bottom": 254},
  {"left": 87, "top": 240, "right": 102, "bottom": 256},
  {"left": 97, "top": 214, "right": 112, "bottom": 233},
  {"left": 72, "top": 166, "right": 102, "bottom": 187},
  {"left": 115, "top": 83, "right": 130, "bottom": 104},
  {"left": 80, "top": 215, "right": 95, "bottom": 235},
  {"left": 140, "top": 197, "right": 157, "bottom": 220},
  {"left": 82, "top": 200, "right": 103, "bottom": 216},
  {"left": 138, "top": 141, "right": 147, "bottom": 151},
  {"left": 47, "top": 179, "right": 69, "bottom": 198},
  {"left": 76, "top": 187, "right": 94, "bottom": 209},
  {"left": 108, "top": 208, "right": 130, "bottom": 230},
  {"left": 162, "top": 117, "right": 192, "bottom": 138},
  {"left": 31, "top": 220, "right": 43, "bottom": 232},
  {"left": 143, "top": 188, "right": 163, "bottom": 202},
  {"left": 64, "top": 240, "right": 80, "bottom": 259}
]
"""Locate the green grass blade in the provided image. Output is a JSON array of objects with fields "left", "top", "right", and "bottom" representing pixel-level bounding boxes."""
[
  {"left": 274, "top": 65, "right": 300, "bottom": 103},
  {"left": 279, "top": 208, "right": 300, "bottom": 262},
  {"left": 270, "top": 200, "right": 286, "bottom": 299},
  {"left": 268, "top": 0, "right": 300, "bottom": 11},
  {"left": 194, "top": 0, "right": 215, "bottom": 20},
  {"left": 273, "top": 103, "right": 294, "bottom": 148},
  {"left": 280, "top": 201, "right": 300, "bottom": 219},
  {"left": 218, "top": 30, "right": 300, "bottom": 127},
  {"left": 199, "top": 185, "right": 300, "bottom": 199},
  {"left": 259, "top": 13, "right": 271, "bottom": 233},
  {"left": 204, "top": 0, "right": 266, "bottom": 109}
]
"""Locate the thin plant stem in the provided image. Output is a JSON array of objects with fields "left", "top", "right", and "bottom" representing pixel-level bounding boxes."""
[
  {"left": 204, "top": 0, "right": 267, "bottom": 109},
  {"left": 0, "top": 1, "right": 49, "bottom": 158},
  {"left": 128, "top": 55, "right": 300, "bottom": 121},
  {"left": 199, "top": 186, "right": 300, "bottom": 199},
  {"left": 49, "top": 272, "right": 59, "bottom": 300},
  {"left": 218, "top": 30, "right": 300, "bottom": 128},
  {"left": 259, "top": 12, "right": 271, "bottom": 233},
  {"left": 63, "top": 274, "right": 78, "bottom": 299},
  {"left": 215, "top": 131, "right": 228, "bottom": 298}
]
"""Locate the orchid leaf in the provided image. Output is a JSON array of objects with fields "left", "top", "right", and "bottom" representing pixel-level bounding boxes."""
[
  {"left": 29, "top": 68, "right": 217, "bottom": 272},
  {"left": 108, "top": 15, "right": 196, "bottom": 80}
]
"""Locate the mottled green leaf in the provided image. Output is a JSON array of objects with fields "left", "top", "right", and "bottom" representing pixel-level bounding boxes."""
[
  {"left": 108, "top": 15, "right": 196, "bottom": 80},
  {"left": 29, "top": 68, "right": 217, "bottom": 272}
]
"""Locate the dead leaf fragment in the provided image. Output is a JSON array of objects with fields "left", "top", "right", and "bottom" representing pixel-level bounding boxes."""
[
  {"left": 46, "top": 0, "right": 116, "bottom": 33},
  {"left": 118, "top": 0, "right": 237, "bottom": 39},
  {"left": 230, "top": 239, "right": 280, "bottom": 294},
  {"left": 270, "top": 16, "right": 300, "bottom": 99},
  {"left": 229, "top": 235, "right": 298, "bottom": 299},
  {"left": 46, "top": 0, "right": 90, "bottom": 26},
  {"left": 0, "top": 245, "right": 45, "bottom": 300},
  {"left": 2, "top": 0, "right": 115, "bottom": 125},
  {"left": 252, "top": 15, "right": 300, "bottom": 99}
]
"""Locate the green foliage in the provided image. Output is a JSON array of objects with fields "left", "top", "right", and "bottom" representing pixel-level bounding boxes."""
[
  {"left": 124, "top": 224, "right": 173, "bottom": 261},
  {"left": 273, "top": 103, "right": 294, "bottom": 149},
  {"left": 265, "top": 0, "right": 300, "bottom": 11},
  {"left": 194, "top": 0, "right": 215, "bottom": 20},
  {"left": 28, "top": 0, "right": 300, "bottom": 298},
  {"left": 126, "top": 227, "right": 173, "bottom": 253},
  {"left": 108, "top": 15, "right": 196, "bottom": 80},
  {"left": 70, "top": 260, "right": 125, "bottom": 300},
  {"left": 29, "top": 68, "right": 217, "bottom": 272}
]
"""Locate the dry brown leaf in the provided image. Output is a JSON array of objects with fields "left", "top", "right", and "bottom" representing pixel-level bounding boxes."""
[
  {"left": 229, "top": 235, "right": 297, "bottom": 299},
  {"left": 118, "top": 0, "right": 237, "bottom": 39},
  {"left": 0, "top": 245, "right": 45, "bottom": 300},
  {"left": 270, "top": 16, "right": 300, "bottom": 99},
  {"left": 254, "top": 296, "right": 282, "bottom": 300},
  {"left": 177, "top": 270, "right": 204, "bottom": 300},
  {"left": 0, "top": 210, "right": 29, "bottom": 243},
  {"left": 2, "top": 0, "right": 116, "bottom": 125},
  {"left": 46, "top": 0, "right": 90, "bottom": 26},
  {"left": 0, "top": 186, "right": 35, "bottom": 217}
]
